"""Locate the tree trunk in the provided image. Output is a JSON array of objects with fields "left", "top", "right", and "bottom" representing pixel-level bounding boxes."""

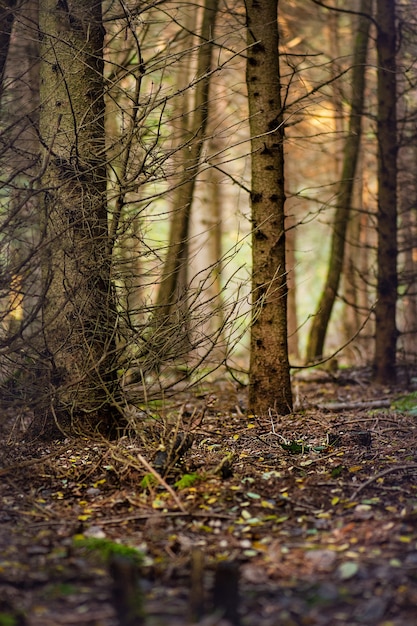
[
  {"left": 151, "top": 0, "right": 218, "bottom": 360},
  {"left": 0, "top": 0, "right": 16, "bottom": 96},
  {"left": 286, "top": 210, "right": 300, "bottom": 361},
  {"left": 373, "top": 0, "right": 398, "bottom": 383},
  {"left": 0, "top": 0, "right": 41, "bottom": 363},
  {"left": 342, "top": 152, "right": 372, "bottom": 360},
  {"left": 38, "top": 0, "right": 118, "bottom": 432},
  {"left": 246, "top": 0, "right": 292, "bottom": 415},
  {"left": 190, "top": 136, "right": 226, "bottom": 362},
  {"left": 306, "top": 0, "right": 372, "bottom": 362}
]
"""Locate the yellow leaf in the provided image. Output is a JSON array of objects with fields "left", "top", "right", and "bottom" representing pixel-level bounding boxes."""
[
  {"left": 331, "top": 496, "right": 340, "bottom": 506},
  {"left": 199, "top": 525, "right": 213, "bottom": 533},
  {"left": 261, "top": 500, "right": 275, "bottom": 509},
  {"left": 77, "top": 514, "right": 91, "bottom": 521},
  {"left": 246, "top": 423, "right": 256, "bottom": 429},
  {"left": 348, "top": 465, "right": 363, "bottom": 473}
]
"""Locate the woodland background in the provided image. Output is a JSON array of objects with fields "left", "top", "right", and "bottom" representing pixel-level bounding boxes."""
[{"left": 0, "top": 0, "right": 415, "bottom": 428}]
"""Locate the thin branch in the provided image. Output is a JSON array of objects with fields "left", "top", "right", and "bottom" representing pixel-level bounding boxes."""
[
  {"left": 309, "top": 0, "right": 378, "bottom": 29},
  {"left": 350, "top": 464, "right": 417, "bottom": 501}
]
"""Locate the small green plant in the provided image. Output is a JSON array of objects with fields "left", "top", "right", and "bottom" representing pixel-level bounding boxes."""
[
  {"left": 140, "top": 473, "right": 158, "bottom": 489},
  {"left": 73, "top": 536, "right": 143, "bottom": 565},
  {"left": 44, "top": 582, "right": 77, "bottom": 599},
  {"left": 331, "top": 465, "right": 344, "bottom": 478},
  {"left": 393, "top": 391, "right": 417, "bottom": 415},
  {"left": 280, "top": 440, "right": 310, "bottom": 454},
  {"left": 0, "top": 613, "right": 17, "bottom": 626},
  {"left": 174, "top": 472, "right": 200, "bottom": 490}
]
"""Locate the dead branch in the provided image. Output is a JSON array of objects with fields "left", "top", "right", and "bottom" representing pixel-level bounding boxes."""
[
  {"left": 317, "top": 399, "right": 391, "bottom": 411},
  {"left": 350, "top": 463, "right": 417, "bottom": 501}
]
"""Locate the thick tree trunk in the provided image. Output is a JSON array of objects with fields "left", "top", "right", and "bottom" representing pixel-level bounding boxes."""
[
  {"left": 373, "top": 0, "right": 398, "bottom": 383},
  {"left": 38, "top": 0, "right": 118, "bottom": 432},
  {"left": 246, "top": 0, "right": 292, "bottom": 415},
  {"left": 306, "top": 0, "right": 372, "bottom": 362}
]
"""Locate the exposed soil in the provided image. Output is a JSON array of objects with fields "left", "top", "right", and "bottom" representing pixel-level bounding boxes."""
[{"left": 2, "top": 367, "right": 417, "bottom": 625}]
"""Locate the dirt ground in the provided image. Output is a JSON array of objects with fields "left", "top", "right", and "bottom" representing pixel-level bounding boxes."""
[{"left": 2, "top": 366, "right": 417, "bottom": 626}]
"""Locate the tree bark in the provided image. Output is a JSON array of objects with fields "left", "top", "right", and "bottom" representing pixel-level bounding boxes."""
[
  {"left": 373, "top": 0, "right": 398, "bottom": 383},
  {"left": 38, "top": 0, "right": 118, "bottom": 432},
  {"left": 306, "top": 0, "right": 372, "bottom": 362},
  {"left": 246, "top": 0, "right": 292, "bottom": 415}
]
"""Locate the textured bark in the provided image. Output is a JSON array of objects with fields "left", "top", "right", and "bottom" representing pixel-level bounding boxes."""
[
  {"left": 306, "top": 0, "right": 372, "bottom": 362},
  {"left": 246, "top": 0, "right": 292, "bottom": 415},
  {"left": 38, "top": 0, "right": 117, "bottom": 431},
  {"left": 373, "top": 0, "right": 398, "bottom": 383}
]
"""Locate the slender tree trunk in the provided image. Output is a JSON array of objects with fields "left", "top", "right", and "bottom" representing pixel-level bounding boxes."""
[
  {"left": 286, "top": 210, "right": 299, "bottom": 361},
  {"left": 0, "top": 0, "right": 17, "bottom": 97},
  {"left": 306, "top": 0, "right": 372, "bottom": 362},
  {"left": 0, "top": 0, "right": 41, "bottom": 350},
  {"left": 191, "top": 136, "right": 226, "bottom": 361},
  {"left": 246, "top": 0, "right": 292, "bottom": 415},
  {"left": 398, "top": 181, "right": 417, "bottom": 358},
  {"left": 373, "top": 0, "right": 398, "bottom": 383},
  {"left": 151, "top": 0, "right": 218, "bottom": 357},
  {"left": 38, "top": 0, "right": 118, "bottom": 432},
  {"left": 342, "top": 153, "right": 370, "bottom": 357},
  {"left": 154, "top": 3, "right": 197, "bottom": 360}
]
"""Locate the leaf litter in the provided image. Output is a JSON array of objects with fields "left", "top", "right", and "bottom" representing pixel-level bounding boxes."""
[{"left": 1, "top": 367, "right": 417, "bottom": 624}]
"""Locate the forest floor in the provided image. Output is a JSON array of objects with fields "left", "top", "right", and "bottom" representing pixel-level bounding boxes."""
[{"left": 2, "top": 366, "right": 417, "bottom": 626}]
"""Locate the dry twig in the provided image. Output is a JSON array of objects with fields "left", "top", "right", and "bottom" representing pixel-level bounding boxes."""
[{"left": 350, "top": 463, "right": 417, "bottom": 501}]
